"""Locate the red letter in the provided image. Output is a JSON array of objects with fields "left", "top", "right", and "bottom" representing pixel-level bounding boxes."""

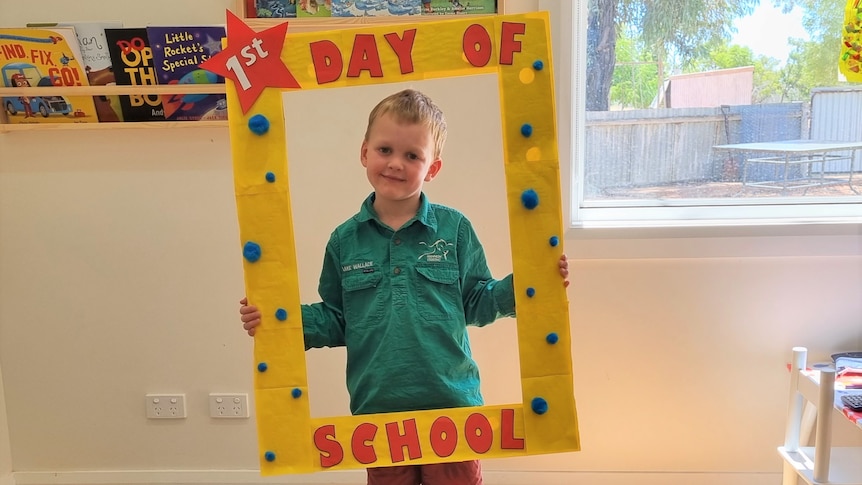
[
  {"left": 385, "top": 418, "right": 422, "bottom": 463},
  {"left": 313, "top": 424, "right": 344, "bottom": 468},
  {"left": 351, "top": 423, "right": 379, "bottom": 465},
  {"left": 346, "top": 34, "right": 384, "bottom": 78},
  {"left": 499, "top": 22, "right": 526, "bottom": 65},
  {"left": 429, "top": 416, "right": 458, "bottom": 458},
  {"left": 462, "top": 24, "right": 492, "bottom": 67},
  {"left": 309, "top": 40, "right": 343, "bottom": 84},
  {"left": 464, "top": 413, "right": 493, "bottom": 453},
  {"left": 384, "top": 29, "right": 416, "bottom": 75},
  {"left": 500, "top": 408, "right": 525, "bottom": 449}
]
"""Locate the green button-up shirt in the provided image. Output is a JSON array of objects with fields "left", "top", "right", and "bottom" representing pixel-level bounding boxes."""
[{"left": 301, "top": 192, "right": 515, "bottom": 415}]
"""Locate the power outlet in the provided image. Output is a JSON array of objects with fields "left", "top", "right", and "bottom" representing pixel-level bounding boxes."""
[
  {"left": 145, "top": 393, "right": 187, "bottom": 419},
  {"left": 209, "top": 393, "right": 250, "bottom": 418}
]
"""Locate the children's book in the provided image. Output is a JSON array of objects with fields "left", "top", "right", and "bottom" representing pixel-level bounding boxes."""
[
  {"left": 332, "top": 0, "right": 421, "bottom": 16},
  {"left": 65, "top": 21, "right": 125, "bottom": 122},
  {"left": 424, "top": 0, "right": 495, "bottom": 15},
  {"left": 105, "top": 28, "right": 166, "bottom": 122},
  {"left": 298, "top": 0, "right": 332, "bottom": 18},
  {"left": 0, "top": 26, "right": 99, "bottom": 124},
  {"left": 146, "top": 26, "right": 227, "bottom": 122},
  {"left": 387, "top": 0, "right": 422, "bottom": 16},
  {"left": 28, "top": 21, "right": 125, "bottom": 122},
  {"left": 256, "top": 0, "right": 298, "bottom": 18}
]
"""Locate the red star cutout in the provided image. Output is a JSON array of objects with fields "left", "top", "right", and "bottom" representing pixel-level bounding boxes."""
[{"left": 201, "top": 10, "right": 301, "bottom": 114}]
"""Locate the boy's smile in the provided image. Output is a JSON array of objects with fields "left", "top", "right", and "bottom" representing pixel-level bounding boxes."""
[{"left": 361, "top": 112, "right": 442, "bottom": 210}]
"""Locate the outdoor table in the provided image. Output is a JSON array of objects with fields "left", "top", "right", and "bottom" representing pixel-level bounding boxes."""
[{"left": 713, "top": 139, "right": 862, "bottom": 194}]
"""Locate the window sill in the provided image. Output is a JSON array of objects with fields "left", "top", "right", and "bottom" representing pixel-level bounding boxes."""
[{"left": 564, "top": 219, "right": 862, "bottom": 259}]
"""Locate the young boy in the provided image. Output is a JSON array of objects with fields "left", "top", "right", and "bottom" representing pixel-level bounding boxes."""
[{"left": 240, "top": 89, "right": 569, "bottom": 485}]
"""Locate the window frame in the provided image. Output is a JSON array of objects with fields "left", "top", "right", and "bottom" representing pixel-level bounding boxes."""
[{"left": 541, "top": 0, "right": 862, "bottom": 232}]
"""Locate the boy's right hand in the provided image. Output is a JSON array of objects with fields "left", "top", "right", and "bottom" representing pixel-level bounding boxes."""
[{"left": 239, "top": 297, "right": 262, "bottom": 337}]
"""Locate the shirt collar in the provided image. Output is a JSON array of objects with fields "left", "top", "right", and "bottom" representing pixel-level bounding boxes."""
[{"left": 356, "top": 192, "right": 438, "bottom": 231}]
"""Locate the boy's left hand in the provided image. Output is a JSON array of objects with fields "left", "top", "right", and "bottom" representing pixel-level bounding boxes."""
[{"left": 559, "top": 254, "right": 570, "bottom": 288}]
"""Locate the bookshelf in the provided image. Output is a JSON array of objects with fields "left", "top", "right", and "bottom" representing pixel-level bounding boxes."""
[
  {"left": 0, "top": 84, "right": 228, "bottom": 133},
  {"left": 0, "top": 1, "right": 506, "bottom": 132},
  {"left": 235, "top": 0, "right": 507, "bottom": 33}
]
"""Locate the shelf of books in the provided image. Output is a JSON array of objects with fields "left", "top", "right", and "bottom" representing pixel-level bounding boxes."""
[
  {"left": 1, "top": 2, "right": 502, "bottom": 132},
  {"left": 0, "top": 23, "right": 230, "bottom": 133},
  {"left": 238, "top": 0, "right": 504, "bottom": 32},
  {"left": 0, "top": 85, "right": 227, "bottom": 132}
]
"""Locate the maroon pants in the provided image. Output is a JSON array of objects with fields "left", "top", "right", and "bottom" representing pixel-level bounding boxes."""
[{"left": 366, "top": 460, "right": 482, "bottom": 485}]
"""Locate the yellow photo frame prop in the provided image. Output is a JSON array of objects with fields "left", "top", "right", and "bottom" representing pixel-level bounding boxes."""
[{"left": 225, "top": 11, "right": 579, "bottom": 475}]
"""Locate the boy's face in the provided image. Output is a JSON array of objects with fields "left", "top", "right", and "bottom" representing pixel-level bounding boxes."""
[{"left": 361, "top": 112, "right": 441, "bottom": 205}]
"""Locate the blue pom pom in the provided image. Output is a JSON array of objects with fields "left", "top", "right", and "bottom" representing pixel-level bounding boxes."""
[
  {"left": 257, "top": 362, "right": 268, "bottom": 372},
  {"left": 291, "top": 388, "right": 302, "bottom": 398},
  {"left": 526, "top": 287, "right": 536, "bottom": 297},
  {"left": 264, "top": 451, "right": 276, "bottom": 462},
  {"left": 533, "top": 60, "right": 544, "bottom": 71},
  {"left": 531, "top": 397, "right": 549, "bottom": 415},
  {"left": 265, "top": 172, "right": 276, "bottom": 183},
  {"left": 520, "top": 123, "right": 533, "bottom": 137},
  {"left": 248, "top": 114, "right": 270, "bottom": 135},
  {"left": 546, "top": 332, "right": 559, "bottom": 344},
  {"left": 549, "top": 236, "right": 559, "bottom": 247},
  {"left": 521, "top": 189, "right": 539, "bottom": 209},
  {"left": 275, "top": 308, "right": 288, "bottom": 321},
  {"left": 243, "top": 241, "right": 262, "bottom": 263}
]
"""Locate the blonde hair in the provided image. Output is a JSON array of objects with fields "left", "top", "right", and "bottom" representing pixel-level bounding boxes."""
[{"left": 364, "top": 89, "right": 447, "bottom": 158}]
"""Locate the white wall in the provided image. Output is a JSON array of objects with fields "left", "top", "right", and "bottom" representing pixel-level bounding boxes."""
[{"left": 1, "top": 1, "right": 861, "bottom": 485}]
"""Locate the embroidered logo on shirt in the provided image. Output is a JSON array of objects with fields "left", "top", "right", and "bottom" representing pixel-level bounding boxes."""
[
  {"left": 342, "top": 261, "right": 374, "bottom": 273},
  {"left": 418, "top": 239, "right": 453, "bottom": 262}
]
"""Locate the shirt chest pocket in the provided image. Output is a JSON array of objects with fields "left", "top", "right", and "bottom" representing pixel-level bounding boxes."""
[
  {"left": 415, "top": 265, "right": 462, "bottom": 323},
  {"left": 342, "top": 271, "right": 384, "bottom": 327}
]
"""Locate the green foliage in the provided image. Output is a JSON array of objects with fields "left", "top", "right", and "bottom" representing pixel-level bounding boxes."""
[
  {"left": 778, "top": 0, "right": 848, "bottom": 96},
  {"left": 618, "top": 0, "right": 759, "bottom": 64},
  {"left": 597, "top": 0, "right": 852, "bottom": 109},
  {"left": 610, "top": 33, "right": 659, "bottom": 108},
  {"left": 587, "top": 0, "right": 759, "bottom": 110}
]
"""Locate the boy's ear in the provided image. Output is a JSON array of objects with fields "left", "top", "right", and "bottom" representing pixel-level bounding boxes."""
[
  {"left": 424, "top": 158, "right": 442, "bottom": 181},
  {"left": 360, "top": 140, "right": 368, "bottom": 167}
]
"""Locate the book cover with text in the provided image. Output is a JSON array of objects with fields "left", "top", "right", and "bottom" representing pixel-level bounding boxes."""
[
  {"left": 64, "top": 21, "right": 125, "bottom": 122},
  {"left": 333, "top": 0, "right": 421, "bottom": 16},
  {"left": 105, "top": 28, "right": 166, "bottom": 122},
  {"left": 146, "top": 26, "right": 227, "bottom": 121},
  {"left": 28, "top": 21, "right": 126, "bottom": 122},
  {"left": 0, "top": 27, "right": 99, "bottom": 124},
  {"left": 424, "top": 0, "right": 495, "bottom": 15}
]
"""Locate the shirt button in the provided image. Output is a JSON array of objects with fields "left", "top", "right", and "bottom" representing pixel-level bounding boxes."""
[
  {"left": 394, "top": 239, "right": 401, "bottom": 245},
  {"left": 394, "top": 267, "right": 401, "bottom": 275}
]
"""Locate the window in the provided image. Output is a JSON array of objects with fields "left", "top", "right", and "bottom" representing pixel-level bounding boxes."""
[{"left": 545, "top": 0, "right": 862, "bottom": 227}]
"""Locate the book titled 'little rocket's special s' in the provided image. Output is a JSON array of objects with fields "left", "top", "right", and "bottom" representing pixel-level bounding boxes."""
[{"left": 146, "top": 26, "right": 227, "bottom": 122}]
